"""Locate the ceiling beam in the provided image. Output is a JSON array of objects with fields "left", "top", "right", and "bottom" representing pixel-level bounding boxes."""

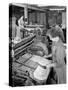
[{"left": 11, "top": 3, "right": 46, "bottom": 12}]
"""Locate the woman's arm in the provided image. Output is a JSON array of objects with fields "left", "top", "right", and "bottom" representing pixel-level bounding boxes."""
[
  {"left": 44, "top": 54, "right": 52, "bottom": 58},
  {"left": 46, "top": 61, "right": 65, "bottom": 68},
  {"left": 38, "top": 62, "right": 56, "bottom": 69},
  {"left": 46, "top": 62, "right": 56, "bottom": 68}
]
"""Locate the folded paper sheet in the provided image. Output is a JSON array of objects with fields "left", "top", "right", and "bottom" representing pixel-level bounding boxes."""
[{"left": 34, "top": 65, "right": 50, "bottom": 80}]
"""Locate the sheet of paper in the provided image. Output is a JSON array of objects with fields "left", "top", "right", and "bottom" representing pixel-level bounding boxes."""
[
  {"left": 22, "top": 53, "right": 32, "bottom": 59},
  {"left": 30, "top": 55, "right": 51, "bottom": 66},
  {"left": 34, "top": 66, "right": 50, "bottom": 80}
]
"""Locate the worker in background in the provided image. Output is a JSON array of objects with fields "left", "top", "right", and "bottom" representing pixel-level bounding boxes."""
[
  {"left": 18, "top": 16, "right": 27, "bottom": 38},
  {"left": 12, "top": 18, "right": 21, "bottom": 43},
  {"left": 44, "top": 28, "right": 66, "bottom": 84},
  {"left": 18, "top": 16, "right": 25, "bottom": 29},
  {"left": 13, "top": 16, "right": 25, "bottom": 43},
  {"left": 33, "top": 28, "right": 48, "bottom": 56}
]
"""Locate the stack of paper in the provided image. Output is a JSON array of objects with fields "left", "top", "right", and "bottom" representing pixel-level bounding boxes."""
[
  {"left": 34, "top": 66, "right": 50, "bottom": 80},
  {"left": 30, "top": 55, "right": 51, "bottom": 66}
]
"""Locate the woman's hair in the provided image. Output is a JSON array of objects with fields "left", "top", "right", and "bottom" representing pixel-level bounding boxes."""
[{"left": 47, "top": 27, "right": 65, "bottom": 42}]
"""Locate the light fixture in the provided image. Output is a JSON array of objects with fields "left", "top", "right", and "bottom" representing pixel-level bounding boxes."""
[
  {"left": 38, "top": 4, "right": 45, "bottom": 7},
  {"left": 49, "top": 8, "right": 65, "bottom": 11}
]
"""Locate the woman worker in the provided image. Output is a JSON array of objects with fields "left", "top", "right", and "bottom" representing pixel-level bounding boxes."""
[{"left": 44, "top": 27, "right": 66, "bottom": 84}]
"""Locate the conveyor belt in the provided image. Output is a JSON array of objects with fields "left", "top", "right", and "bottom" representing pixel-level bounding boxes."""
[
  {"left": 13, "top": 35, "right": 36, "bottom": 50},
  {"left": 15, "top": 41, "right": 34, "bottom": 56},
  {"left": 12, "top": 35, "right": 36, "bottom": 59}
]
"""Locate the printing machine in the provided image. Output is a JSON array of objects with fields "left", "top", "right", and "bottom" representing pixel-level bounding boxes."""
[
  {"left": 9, "top": 34, "right": 38, "bottom": 86},
  {"left": 9, "top": 32, "right": 52, "bottom": 86}
]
